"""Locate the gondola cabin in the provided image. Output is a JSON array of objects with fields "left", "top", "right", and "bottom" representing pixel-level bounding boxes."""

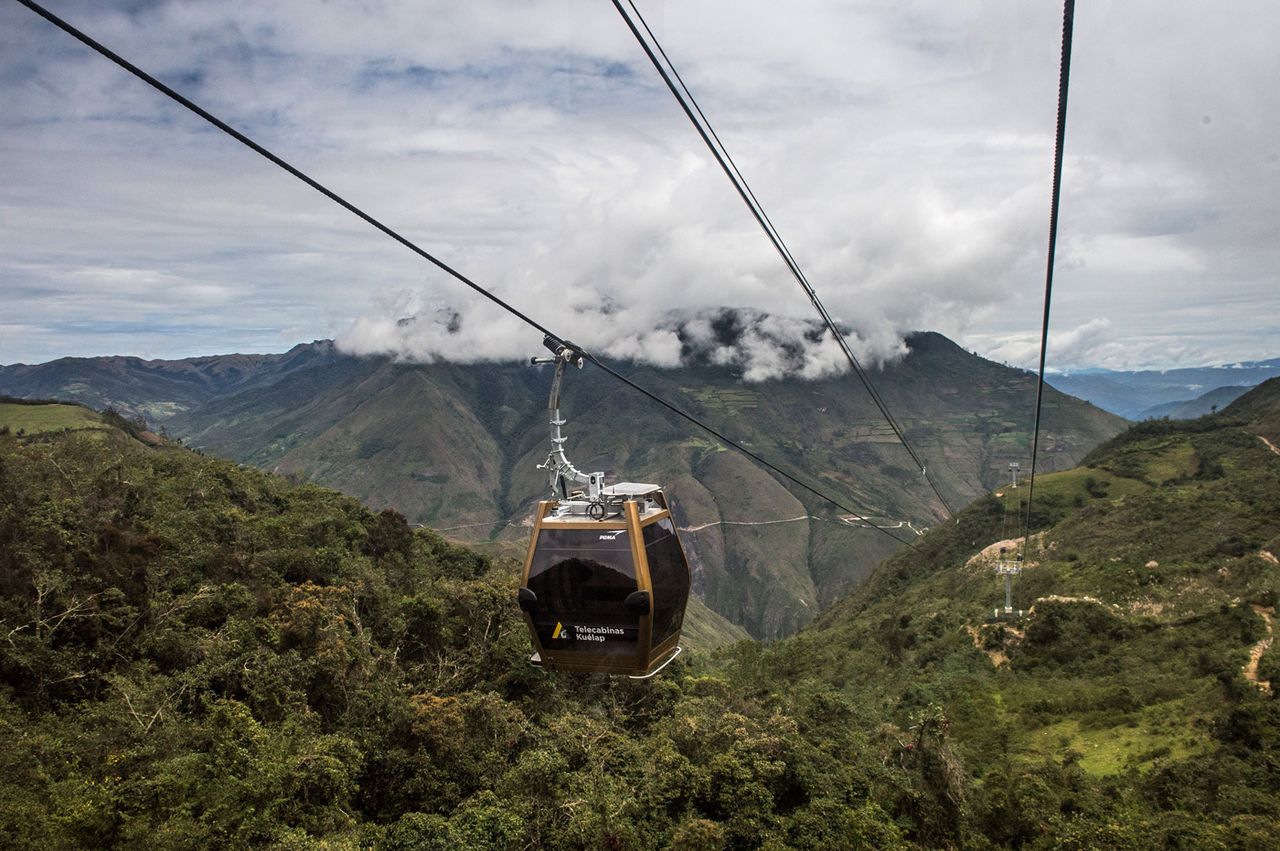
[
  {"left": 517, "top": 337, "right": 692, "bottom": 677},
  {"left": 518, "top": 483, "right": 690, "bottom": 677}
]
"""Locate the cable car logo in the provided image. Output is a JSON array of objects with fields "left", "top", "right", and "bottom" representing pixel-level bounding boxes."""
[
  {"left": 598, "top": 530, "right": 626, "bottom": 541},
  {"left": 552, "top": 622, "right": 566, "bottom": 639}
]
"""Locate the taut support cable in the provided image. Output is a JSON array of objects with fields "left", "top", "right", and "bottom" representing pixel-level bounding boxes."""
[{"left": 1021, "top": 0, "right": 1077, "bottom": 549}]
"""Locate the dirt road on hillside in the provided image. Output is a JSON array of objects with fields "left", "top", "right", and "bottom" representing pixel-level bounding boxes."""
[{"left": 1244, "top": 604, "right": 1275, "bottom": 694}]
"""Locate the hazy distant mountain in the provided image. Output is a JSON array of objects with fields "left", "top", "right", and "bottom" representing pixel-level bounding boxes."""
[
  {"left": 1136, "top": 384, "right": 1253, "bottom": 420},
  {"left": 0, "top": 342, "right": 338, "bottom": 422},
  {"left": 0, "top": 331, "right": 1125, "bottom": 639},
  {"left": 1047, "top": 357, "right": 1280, "bottom": 419}
]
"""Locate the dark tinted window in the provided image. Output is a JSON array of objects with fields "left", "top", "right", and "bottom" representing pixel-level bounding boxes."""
[
  {"left": 527, "top": 528, "right": 639, "bottom": 656},
  {"left": 643, "top": 518, "right": 689, "bottom": 644}
]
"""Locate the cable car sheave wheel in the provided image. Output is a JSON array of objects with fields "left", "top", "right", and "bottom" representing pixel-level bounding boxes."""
[{"left": 516, "top": 338, "right": 691, "bottom": 677}]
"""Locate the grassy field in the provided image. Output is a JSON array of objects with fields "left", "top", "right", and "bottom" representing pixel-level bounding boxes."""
[
  {"left": 1014, "top": 465, "right": 1151, "bottom": 504},
  {"left": 1022, "top": 710, "right": 1205, "bottom": 777},
  {"left": 0, "top": 401, "right": 106, "bottom": 435}
]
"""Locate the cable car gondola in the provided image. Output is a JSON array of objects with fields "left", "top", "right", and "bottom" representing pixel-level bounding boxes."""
[{"left": 516, "top": 337, "right": 691, "bottom": 677}]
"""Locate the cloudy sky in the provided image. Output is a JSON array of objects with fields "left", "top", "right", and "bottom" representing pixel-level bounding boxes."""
[{"left": 2, "top": 0, "right": 1277, "bottom": 375}]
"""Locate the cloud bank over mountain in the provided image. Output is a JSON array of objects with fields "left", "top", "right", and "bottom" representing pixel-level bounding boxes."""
[{"left": 339, "top": 303, "right": 898, "bottom": 383}]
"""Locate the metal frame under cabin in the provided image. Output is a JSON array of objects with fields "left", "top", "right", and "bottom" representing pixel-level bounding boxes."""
[{"left": 519, "top": 491, "right": 689, "bottom": 677}]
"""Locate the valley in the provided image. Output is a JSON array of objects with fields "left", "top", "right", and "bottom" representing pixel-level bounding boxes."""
[{"left": 1, "top": 330, "right": 1125, "bottom": 639}]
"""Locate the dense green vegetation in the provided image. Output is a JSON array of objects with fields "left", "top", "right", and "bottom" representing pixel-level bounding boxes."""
[
  {"left": 778, "top": 398, "right": 1280, "bottom": 846},
  {"left": 1, "top": 386, "right": 1277, "bottom": 848},
  {"left": 0, "top": 415, "right": 916, "bottom": 848}
]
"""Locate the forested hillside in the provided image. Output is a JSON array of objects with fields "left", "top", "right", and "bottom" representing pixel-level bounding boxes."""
[
  {"left": 2, "top": 383, "right": 1278, "bottom": 848},
  {"left": 763, "top": 379, "right": 1280, "bottom": 846}
]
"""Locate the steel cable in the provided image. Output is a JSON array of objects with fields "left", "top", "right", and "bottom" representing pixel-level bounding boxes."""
[{"left": 1020, "top": 0, "right": 1076, "bottom": 550}]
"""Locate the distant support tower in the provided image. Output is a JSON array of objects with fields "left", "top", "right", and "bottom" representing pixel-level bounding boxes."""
[
  {"left": 993, "top": 547, "right": 1024, "bottom": 619},
  {"left": 1008, "top": 461, "right": 1021, "bottom": 489}
]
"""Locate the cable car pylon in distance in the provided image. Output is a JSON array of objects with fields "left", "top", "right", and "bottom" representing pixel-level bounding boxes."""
[
  {"left": 516, "top": 336, "right": 692, "bottom": 678},
  {"left": 992, "top": 547, "right": 1025, "bottom": 622}
]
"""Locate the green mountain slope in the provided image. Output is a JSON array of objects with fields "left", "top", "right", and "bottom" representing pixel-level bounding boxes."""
[
  {"left": 0, "top": 333, "right": 1126, "bottom": 639},
  {"left": 741, "top": 381, "right": 1280, "bottom": 844},
  {"left": 1, "top": 388, "right": 1276, "bottom": 849},
  {"left": 1224, "top": 375, "right": 1280, "bottom": 443}
]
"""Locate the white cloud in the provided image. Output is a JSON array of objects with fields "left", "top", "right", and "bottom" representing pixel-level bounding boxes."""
[
  {"left": 1, "top": 0, "right": 1277, "bottom": 371},
  {"left": 981, "top": 318, "right": 1113, "bottom": 370}
]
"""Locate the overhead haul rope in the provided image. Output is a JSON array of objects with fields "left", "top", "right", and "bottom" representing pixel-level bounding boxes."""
[
  {"left": 997, "top": 475, "right": 1013, "bottom": 550},
  {"left": 1020, "top": 0, "right": 1076, "bottom": 552},
  {"left": 611, "top": 0, "right": 955, "bottom": 519},
  {"left": 14, "top": 0, "right": 917, "bottom": 549}
]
